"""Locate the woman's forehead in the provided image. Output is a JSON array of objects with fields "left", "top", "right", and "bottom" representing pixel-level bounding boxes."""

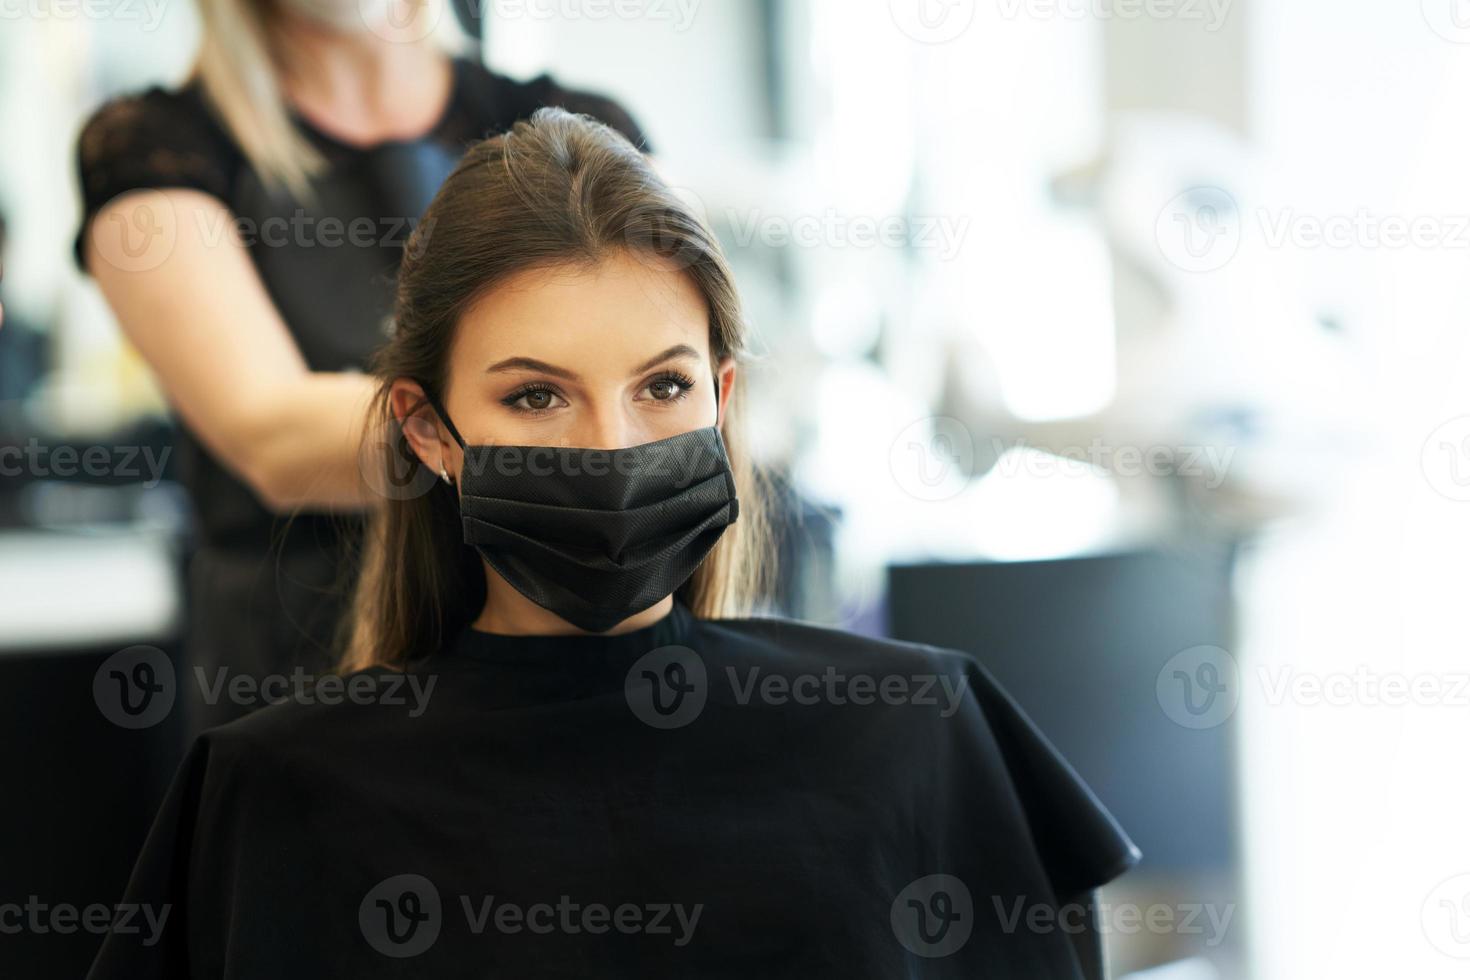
[{"left": 452, "top": 252, "right": 712, "bottom": 372}]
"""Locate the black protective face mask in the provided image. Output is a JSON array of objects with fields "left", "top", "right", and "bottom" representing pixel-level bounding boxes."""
[{"left": 421, "top": 383, "right": 740, "bottom": 633}]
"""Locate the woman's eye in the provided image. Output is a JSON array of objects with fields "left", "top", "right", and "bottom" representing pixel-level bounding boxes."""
[
  {"left": 503, "top": 386, "right": 566, "bottom": 413},
  {"left": 644, "top": 373, "right": 696, "bottom": 403}
]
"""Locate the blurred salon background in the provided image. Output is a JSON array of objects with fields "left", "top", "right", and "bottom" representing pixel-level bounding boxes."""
[{"left": 3, "top": 1, "right": 1469, "bottom": 976}]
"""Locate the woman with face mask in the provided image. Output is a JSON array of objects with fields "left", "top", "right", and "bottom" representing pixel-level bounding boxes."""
[
  {"left": 85, "top": 109, "right": 1140, "bottom": 980},
  {"left": 72, "top": 0, "right": 652, "bottom": 739}
]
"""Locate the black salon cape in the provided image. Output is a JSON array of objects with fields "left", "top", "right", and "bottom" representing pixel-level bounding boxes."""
[{"left": 86, "top": 600, "right": 1140, "bottom": 979}]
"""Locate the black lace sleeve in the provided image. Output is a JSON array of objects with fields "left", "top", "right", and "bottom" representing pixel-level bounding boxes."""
[{"left": 72, "top": 87, "right": 237, "bottom": 275}]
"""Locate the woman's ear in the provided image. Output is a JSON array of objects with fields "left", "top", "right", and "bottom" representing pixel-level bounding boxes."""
[
  {"left": 388, "top": 378, "right": 453, "bottom": 477},
  {"left": 714, "top": 356, "right": 736, "bottom": 429}
]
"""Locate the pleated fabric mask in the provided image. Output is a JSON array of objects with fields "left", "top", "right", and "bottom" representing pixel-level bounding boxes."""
[{"left": 420, "top": 383, "right": 740, "bottom": 632}]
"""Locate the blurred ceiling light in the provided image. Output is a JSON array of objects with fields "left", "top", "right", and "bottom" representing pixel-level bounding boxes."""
[{"left": 977, "top": 214, "right": 1116, "bottom": 422}]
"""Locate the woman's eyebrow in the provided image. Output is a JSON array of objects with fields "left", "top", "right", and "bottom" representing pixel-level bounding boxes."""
[
  {"left": 630, "top": 343, "right": 702, "bottom": 375},
  {"left": 484, "top": 344, "right": 702, "bottom": 381},
  {"left": 484, "top": 356, "right": 579, "bottom": 380}
]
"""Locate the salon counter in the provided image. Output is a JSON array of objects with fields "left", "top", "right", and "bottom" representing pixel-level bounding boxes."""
[{"left": 0, "top": 523, "right": 185, "bottom": 977}]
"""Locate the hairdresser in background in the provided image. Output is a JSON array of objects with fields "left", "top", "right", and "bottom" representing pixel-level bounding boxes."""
[{"left": 72, "top": 0, "right": 653, "bottom": 738}]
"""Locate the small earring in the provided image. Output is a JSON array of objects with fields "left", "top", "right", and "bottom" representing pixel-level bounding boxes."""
[{"left": 439, "top": 465, "right": 451, "bottom": 485}]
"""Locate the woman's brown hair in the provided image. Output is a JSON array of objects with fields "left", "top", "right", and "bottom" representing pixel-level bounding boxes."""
[{"left": 339, "top": 107, "right": 776, "bottom": 671}]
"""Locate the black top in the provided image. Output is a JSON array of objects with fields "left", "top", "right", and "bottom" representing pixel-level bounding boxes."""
[
  {"left": 86, "top": 600, "right": 1141, "bottom": 978},
  {"left": 70, "top": 58, "right": 654, "bottom": 718}
]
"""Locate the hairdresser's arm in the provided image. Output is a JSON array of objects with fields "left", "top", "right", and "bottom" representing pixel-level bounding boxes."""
[{"left": 85, "top": 188, "right": 379, "bottom": 512}]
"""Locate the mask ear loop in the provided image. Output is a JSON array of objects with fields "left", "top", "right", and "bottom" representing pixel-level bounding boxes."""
[
  {"left": 420, "top": 385, "right": 468, "bottom": 451},
  {"left": 418, "top": 384, "right": 467, "bottom": 492}
]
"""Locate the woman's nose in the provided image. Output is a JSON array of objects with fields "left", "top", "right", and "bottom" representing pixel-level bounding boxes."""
[{"left": 576, "top": 406, "right": 642, "bottom": 452}]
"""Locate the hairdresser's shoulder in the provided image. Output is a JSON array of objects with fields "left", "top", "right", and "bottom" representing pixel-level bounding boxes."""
[
  {"left": 75, "top": 76, "right": 237, "bottom": 217},
  {"left": 77, "top": 75, "right": 231, "bottom": 158}
]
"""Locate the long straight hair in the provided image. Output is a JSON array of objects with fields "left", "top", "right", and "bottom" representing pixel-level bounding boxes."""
[{"left": 340, "top": 108, "right": 776, "bottom": 671}]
